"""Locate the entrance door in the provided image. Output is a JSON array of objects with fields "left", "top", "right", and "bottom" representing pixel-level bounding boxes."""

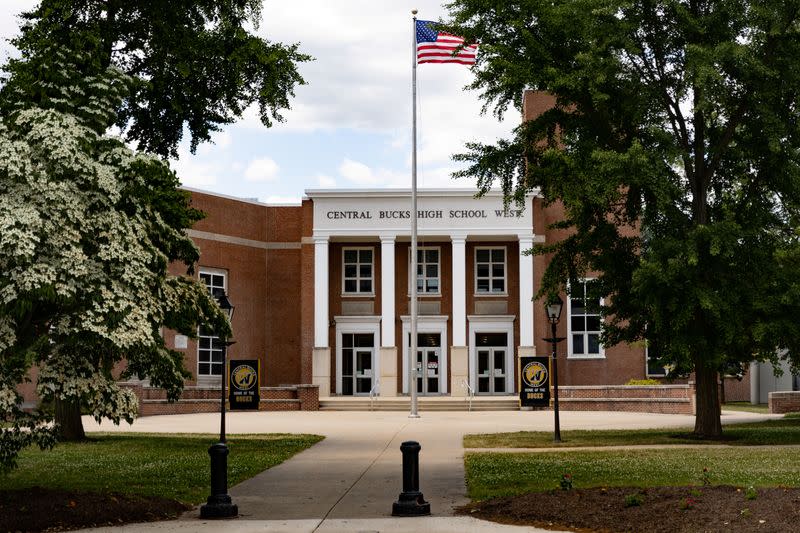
[
  {"left": 475, "top": 333, "right": 508, "bottom": 394},
  {"left": 341, "top": 333, "right": 374, "bottom": 396},
  {"left": 409, "top": 332, "right": 442, "bottom": 395},
  {"left": 416, "top": 348, "right": 440, "bottom": 395}
]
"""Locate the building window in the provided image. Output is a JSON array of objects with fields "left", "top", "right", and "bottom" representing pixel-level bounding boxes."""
[
  {"left": 200, "top": 271, "right": 226, "bottom": 297},
  {"left": 410, "top": 247, "right": 440, "bottom": 294},
  {"left": 646, "top": 344, "right": 667, "bottom": 377},
  {"left": 568, "top": 279, "right": 603, "bottom": 357},
  {"left": 343, "top": 247, "right": 373, "bottom": 294},
  {"left": 475, "top": 247, "right": 506, "bottom": 294},
  {"left": 198, "top": 269, "right": 226, "bottom": 376}
]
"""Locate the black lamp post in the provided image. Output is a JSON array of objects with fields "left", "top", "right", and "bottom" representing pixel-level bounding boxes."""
[
  {"left": 544, "top": 296, "right": 566, "bottom": 443},
  {"left": 200, "top": 293, "right": 237, "bottom": 519}
]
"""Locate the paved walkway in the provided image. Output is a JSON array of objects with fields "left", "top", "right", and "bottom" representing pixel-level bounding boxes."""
[{"left": 79, "top": 409, "right": 776, "bottom": 532}]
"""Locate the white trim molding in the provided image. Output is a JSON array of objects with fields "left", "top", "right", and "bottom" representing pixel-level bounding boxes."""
[
  {"left": 468, "top": 315, "right": 516, "bottom": 394},
  {"left": 334, "top": 316, "right": 381, "bottom": 396}
]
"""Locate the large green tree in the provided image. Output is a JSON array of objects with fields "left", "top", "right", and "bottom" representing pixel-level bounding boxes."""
[
  {"left": 0, "top": 1, "right": 308, "bottom": 452},
  {"left": 3, "top": 0, "right": 310, "bottom": 158},
  {"left": 0, "top": 43, "right": 232, "bottom": 464},
  {"left": 445, "top": 0, "right": 800, "bottom": 437}
]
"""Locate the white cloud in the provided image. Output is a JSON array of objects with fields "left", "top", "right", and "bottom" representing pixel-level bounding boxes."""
[
  {"left": 339, "top": 159, "right": 377, "bottom": 185},
  {"left": 197, "top": 130, "right": 233, "bottom": 155},
  {"left": 316, "top": 173, "right": 336, "bottom": 188},
  {"left": 418, "top": 165, "right": 478, "bottom": 189},
  {"left": 338, "top": 158, "right": 408, "bottom": 188},
  {"left": 167, "top": 139, "right": 226, "bottom": 188},
  {"left": 261, "top": 195, "right": 302, "bottom": 205},
  {"left": 244, "top": 157, "right": 280, "bottom": 182},
  {"left": 173, "top": 157, "right": 219, "bottom": 189}
]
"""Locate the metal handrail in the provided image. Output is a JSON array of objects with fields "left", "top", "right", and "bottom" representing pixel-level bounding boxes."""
[
  {"left": 369, "top": 382, "right": 380, "bottom": 411},
  {"left": 461, "top": 379, "right": 475, "bottom": 412}
]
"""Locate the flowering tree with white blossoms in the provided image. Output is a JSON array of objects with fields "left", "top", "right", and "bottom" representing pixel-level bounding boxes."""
[{"left": 0, "top": 45, "right": 230, "bottom": 468}]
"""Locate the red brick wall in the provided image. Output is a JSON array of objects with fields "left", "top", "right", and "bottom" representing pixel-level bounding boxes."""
[
  {"left": 526, "top": 91, "right": 648, "bottom": 385},
  {"left": 300, "top": 199, "right": 315, "bottom": 383},
  {"left": 265, "top": 248, "right": 302, "bottom": 385},
  {"left": 122, "top": 383, "right": 319, "bottom": 416},
  {"left": 558, "top": 384, "right": 695, "bottom": 415},
  {"left": 191, "top": 192, "right": 267, "bottom": 242},
  {"left": 769, "top": 391, "right": 800, "bottom": 414},
  {"left": 171, "top": 192, "right": 307, "bottom": 388},
  {"left": 722, "top": 374, "right": 751, "bottom": 403}
]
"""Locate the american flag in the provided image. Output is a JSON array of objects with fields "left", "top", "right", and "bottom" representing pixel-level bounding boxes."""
[{"left": 415, "top": 20, "right": 477, "bottom": 65}]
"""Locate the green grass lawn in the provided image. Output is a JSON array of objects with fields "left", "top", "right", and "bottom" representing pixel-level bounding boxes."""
[
  {"left": 722, "top": 401, "right": 769, "bottom": 414},
  {"left": 1, "top": 433, "right": 322, "bottom": 503},
  {"left": 465, "top": 447, "right": 800, "bottom": 500},
  {"left": 464, "top": 417, "right": 800, "bottom": 448}
]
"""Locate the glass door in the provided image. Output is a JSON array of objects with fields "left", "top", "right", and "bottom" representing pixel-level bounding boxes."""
[
  {"left": 416, "top": 348, "right": 440, "bottom": 395},
  {"left": 355, "top": 349, "right": 373, "bottom": 394},
  {"left": 341, "top": 333, "right": 374, "bottom": 396},
  {"left": 475, "top": 333, "right": 508, "bottom": 395},
  {"left": 409, "top": 332, "right": 442, "bottom": 395}
]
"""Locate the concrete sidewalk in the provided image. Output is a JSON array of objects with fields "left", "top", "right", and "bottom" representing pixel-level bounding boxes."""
[{"left": 79, "top": 409, "right": 775, "bottom": 532}]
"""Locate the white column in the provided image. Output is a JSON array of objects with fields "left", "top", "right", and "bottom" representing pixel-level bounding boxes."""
[
  {"left": 314, "top": 236, "right": 329, "bottom": 348},
  {"left": 451, "top": 235, "right": 467, "bottom": 346},
  {"left": 519, "top": 236, "right": 534, "bottom": 346},
  {"left": 750, "top": 361, "right": 760, "bottom": 405},
  {"left": 381, "top": 236, "right": 396, "bottom": 346}
]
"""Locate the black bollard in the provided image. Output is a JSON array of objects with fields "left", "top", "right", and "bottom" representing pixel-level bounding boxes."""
[
  {"left": 200, "top": 442, "right": 238, "bottom": 518},
  {"left": 392, "top": 440, "right": 431, "bottom": 516}
]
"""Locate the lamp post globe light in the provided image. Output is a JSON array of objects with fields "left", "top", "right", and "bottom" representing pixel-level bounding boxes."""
[
  {"left": 544, "top": 296, "right": 565, "bottom": 443},
  {"left": 200, "top": 293, "right": 238, "bottom": 519}
]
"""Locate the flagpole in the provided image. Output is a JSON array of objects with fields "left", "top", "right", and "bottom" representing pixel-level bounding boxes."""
[{"left": 409, "top": 9, "right": 420, "bottom": 418}]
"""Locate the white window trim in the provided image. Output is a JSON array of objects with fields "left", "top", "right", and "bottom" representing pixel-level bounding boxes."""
[
  {"left": 199, "top": 267, "right": 227, "bottom": 292},
  {"left": 334, "top": 316, "right": 381, "bottom": 395},
  {"left": 197, "top": 268, "right": 228, "bottom": 383},
  {"left": 474, "top": 246, "right": 508, "bottom": 297},
  {"left": 400, "top": 315, "right": 449, "bottom": 395},
  {"left": 566, "top": 279, "right": 605, "bottom": 359},
  {"left": 645, "top": 343, "right": 667, "bottom": 377},
  {"left": 408, "top": 246, "right": 442, "bottom": 297},
  {"left": 467, "top": 315, "right": 515, "bottom": 394},
  {"left": 342, "top": 246, "right": 375, "bottom": 297}
]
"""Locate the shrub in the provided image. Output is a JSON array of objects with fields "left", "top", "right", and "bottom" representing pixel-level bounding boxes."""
[
  {"left": 624, "top": 492, "right": 645, "bottom": 507},
  {"left": 625, "top": 379, "right": 661, "bottom": 386}
]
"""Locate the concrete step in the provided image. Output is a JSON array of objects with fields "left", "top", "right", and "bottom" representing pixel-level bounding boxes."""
[{"left": 319, "top": 397, "right": 520, "bottom": 411}]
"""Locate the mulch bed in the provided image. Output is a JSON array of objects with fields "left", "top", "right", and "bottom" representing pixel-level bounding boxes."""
[
  {"left": 0, "top": 487, "right": 190, "bottom": 532},
  {"left": 460, "top": 486, "right": 800, "bottom": 532}
]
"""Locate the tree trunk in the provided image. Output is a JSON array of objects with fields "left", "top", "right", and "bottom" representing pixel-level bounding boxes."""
[
  {"left": 693, "top": 360, "right": 722, "bottom": 438},
  {"left": 55, "top": 397, "right": 86, "bottom": 441}
]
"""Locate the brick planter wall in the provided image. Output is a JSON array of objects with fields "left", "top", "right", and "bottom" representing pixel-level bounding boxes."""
[
  {"left": 768, "top": 391, "right": 800, "bottom": 414},
  {"left": 557, "top": 384, "right": 696, "bottom": 415},
  {"left": 121, "top": 383, "right": 320, "bottom": 416}
]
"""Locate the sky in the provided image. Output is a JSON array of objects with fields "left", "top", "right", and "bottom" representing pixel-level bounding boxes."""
[{"left": 0, "top": 1, "right": 518, "bottom": 204}]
